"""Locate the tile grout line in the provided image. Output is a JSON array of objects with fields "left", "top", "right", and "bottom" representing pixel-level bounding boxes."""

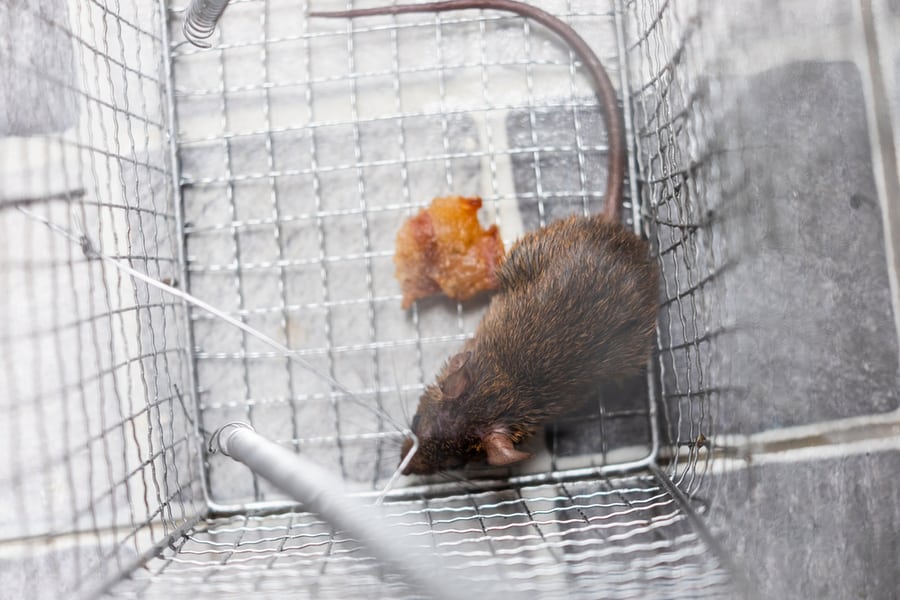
[
  {"left": 694, "top": 411, "right": 900, "bottom": 467},
  {"left": 711, "top": 433, "right": 900, "bottom": 471}
]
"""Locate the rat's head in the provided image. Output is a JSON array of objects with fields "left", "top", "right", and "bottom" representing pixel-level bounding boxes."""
[
  {"left": 398, "top": 350, "right": 531, "bottom": 475},
  {"left": 399, "top": 351, "right": 477, "bottom": 475},
  {"left": 399, "top": 421, "right": 470, "bottom": 475}
]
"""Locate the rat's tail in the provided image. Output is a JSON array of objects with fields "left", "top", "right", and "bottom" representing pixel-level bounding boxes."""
[{"left": 309, "top": 0, "right": 626, "bottom": 222}]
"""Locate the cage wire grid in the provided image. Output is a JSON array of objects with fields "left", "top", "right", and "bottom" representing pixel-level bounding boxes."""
[
  {"left": 625, "top": 0, "right": 727, "bottom": 495},
  {"left": 0, "top": 0, "right": 740, "bottom": 598},
  {"left": 171, "top": 0, "right": 659, "bottom": 508},
  {"left": 104, "top": 476, "right": 734, "bottom": 599}
]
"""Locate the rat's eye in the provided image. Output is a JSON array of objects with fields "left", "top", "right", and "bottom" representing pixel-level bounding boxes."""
[{"left": 411, "top": 414, "right": 421, "bottom": 431}]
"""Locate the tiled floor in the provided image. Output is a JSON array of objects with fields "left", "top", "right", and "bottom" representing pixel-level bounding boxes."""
[{"left": 705, "top": 444, "right": 900, "bottom": 600}]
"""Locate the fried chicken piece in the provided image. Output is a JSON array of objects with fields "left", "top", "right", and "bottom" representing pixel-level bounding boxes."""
[{"left": 394, "top": 196, "right": 504, "bottom": 309}]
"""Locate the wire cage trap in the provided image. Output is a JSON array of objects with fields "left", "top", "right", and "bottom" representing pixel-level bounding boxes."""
[{"left": 8, "top": 0, "right": 897, "bottom": 598}]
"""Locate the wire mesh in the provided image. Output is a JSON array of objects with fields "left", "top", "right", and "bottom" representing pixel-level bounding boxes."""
[
  {"left": 0, "top": 0, "right": 203, "bottom": 595},
  {"left": 622, "top": 0, "right": 729, "bottom": 494},
  {"left": 168, "top": 0, "right": 657, "bottom": 509},
  {"left": 101, "top": 475, "right": 735, "bottom": 599}
]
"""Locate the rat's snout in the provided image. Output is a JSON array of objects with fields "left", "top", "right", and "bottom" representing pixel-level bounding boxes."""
[{"left": 398, "top": 435, "right": 443, "bottom": 475}]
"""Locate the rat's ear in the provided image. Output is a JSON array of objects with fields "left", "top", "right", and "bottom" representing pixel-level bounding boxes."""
[
  {"left": 483, "top": 432, "right": 530, "bottom": 466},
  {"left": 440, "top": 351, "right": 472, "bottom": 400}
]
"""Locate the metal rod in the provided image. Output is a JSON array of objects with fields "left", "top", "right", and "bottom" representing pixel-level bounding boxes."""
[{"left": 211, "top": 422, "right": 471, "bottom": 600}]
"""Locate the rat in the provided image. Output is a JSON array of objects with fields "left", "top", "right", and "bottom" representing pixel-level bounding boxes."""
[{"left": 310, "top": 1, "right": 657, "bottom": 475}]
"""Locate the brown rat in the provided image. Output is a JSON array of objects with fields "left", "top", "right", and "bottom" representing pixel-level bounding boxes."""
[
  {"left": 398, "top": 216, "right": 658, "bottom": 474},
  {"left": 311, "top": 1, "right": 657, "bottom": 475}
]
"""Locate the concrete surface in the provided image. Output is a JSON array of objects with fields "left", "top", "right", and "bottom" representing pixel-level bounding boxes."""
[{"left": 705, "top": 447, "right": 900, "bottom": 600}]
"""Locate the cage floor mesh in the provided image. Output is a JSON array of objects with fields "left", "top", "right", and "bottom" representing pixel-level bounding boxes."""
[{"left": 102, "top": 474, "right": 734, "bottom": 599}]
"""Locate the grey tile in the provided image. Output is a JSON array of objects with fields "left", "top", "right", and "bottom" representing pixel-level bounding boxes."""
[
  {"left": 703, "top": 448, "right": 900, "bottom": 600},
  {"left": 546, "top": 374, "right": 652, "bottom": 459},
  {"left": 507, "top": 105, "right": 613, "bottom": 228},
  {"left": 0, "top": 543, "right": 125, "bottom": 600},
  {"left": 663, "top": 60, "right": 900, "bottom": 436}
]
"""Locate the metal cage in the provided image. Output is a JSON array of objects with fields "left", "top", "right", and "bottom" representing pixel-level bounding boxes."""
[{"left": 3, "top": 0, "right": 898, "bottom": 598}]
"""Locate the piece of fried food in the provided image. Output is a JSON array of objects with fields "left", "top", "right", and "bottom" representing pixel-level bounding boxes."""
[{"left": 394, "top": 196, "right": 504, "bottom": 309}]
